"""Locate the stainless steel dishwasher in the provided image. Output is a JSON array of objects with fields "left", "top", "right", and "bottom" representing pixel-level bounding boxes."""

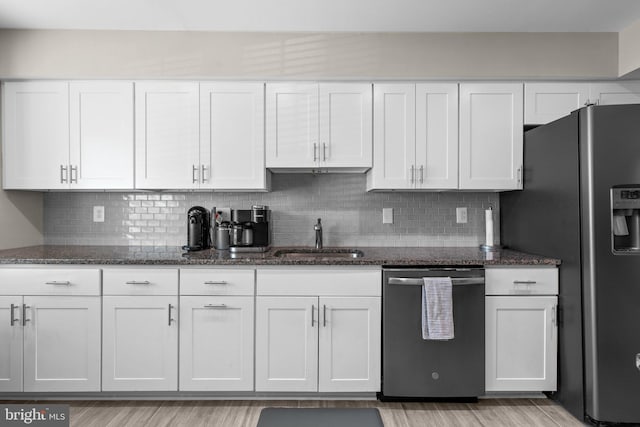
[{"left": 381, "top": 267, "right": 485, "bottom": 400}]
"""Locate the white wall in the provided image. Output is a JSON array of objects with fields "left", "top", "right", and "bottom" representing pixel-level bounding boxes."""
[
  {"left": 619, "top": 20, "right": 640, "bottom": 78},
  {"left": 0, "top": 30, "right": 619, "bottom": 79},
  {"left": 0, "top": 146, "right": 43, "bottom": 249}
]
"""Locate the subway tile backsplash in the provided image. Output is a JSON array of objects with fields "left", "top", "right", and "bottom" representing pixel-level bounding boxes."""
[{"left": 44, "top": 174, "right": 499, "bottom": 247}]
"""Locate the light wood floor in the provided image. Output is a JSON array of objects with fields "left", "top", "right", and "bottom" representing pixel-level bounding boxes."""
[{"left": 7, "top": 398, "right": 587, "bottom": 427}]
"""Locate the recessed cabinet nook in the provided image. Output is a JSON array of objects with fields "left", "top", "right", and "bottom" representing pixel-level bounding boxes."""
[{"left": 6, "top": 79, "right": 639, "bottom": 192}]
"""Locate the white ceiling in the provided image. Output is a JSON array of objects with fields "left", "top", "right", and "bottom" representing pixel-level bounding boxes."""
[{"left": 1, "top": 0, "right": 640, "bottom": 33}]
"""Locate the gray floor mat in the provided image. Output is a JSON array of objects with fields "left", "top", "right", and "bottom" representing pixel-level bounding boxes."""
[{"left": 256, "top": 407, "right": 384, "bottom": 427}]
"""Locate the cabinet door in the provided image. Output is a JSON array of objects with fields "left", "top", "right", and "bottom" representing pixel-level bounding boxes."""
[
  {"left": 590, "top": 81, "right": 640, "bottom": 106},
  {"left": 265, "top": 83, "right": 318, "bottom": 168},
  {"left": 485, "top": 296, "right": 557, "bottom": 392},
  {"left": 102, "top": 296, "right": 178, "bottom": 391},
  {"left": 319, "top": 83, "right": 372, "bottom": 168},
  {"left": 415, "top": 83, "right": 458, "bottom": 189},
  {"left": 255, "top": 296, "right": 318, "bottom": 392},
  {"left": 524, "top": 83, "right": 589, "bottom": 124},
  {"left": 366, "top": 84, "right": 416, "bottom": 190},
  {"left": 69, "top": 81, "right": 134, "bottom": 189},
  {"left": 23, "top": 296, "right": 101, "bottom": 392},
  {"left": 459, "top": 83, "right": 523, "bottom": 190},
  {"left": 135, "top": 82, "right": 199, "bottom": 189},
  {"left": 318, "top": 297, "right": 381, "bottom": 392},
  {"left": 200, "top": 82, "right": 266, "bottom": 190},
  {"left": 179, "top": 296, "right": 254, "bottom": 391},
  {"left": 2, "top": 81, "right": 69, "bottom": 189},
  {"left": 0, "top": 296, "right": 22, "bottom": 392}
]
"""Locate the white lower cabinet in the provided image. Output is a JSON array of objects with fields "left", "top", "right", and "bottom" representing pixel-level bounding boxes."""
[
  {"left": 0, "top": 268, "right": 102, "bottom": 392},
  {"left": 485, "top": 267, "right": 558, "bottom": 392},
  {"left": 255, "top": 296, "right": 318, "bottom": 392},
  {"left": 102, "top": 268, "right": 179, "bottom": 391},
  {"left": 0, "top": 296, "right": 22, "bottom": 392},
  {"left": 179, "top": 296, "right": 254, "bottom": 391},
  {"left": 255, "top": 268, "right": 381, "bottom": 393}
]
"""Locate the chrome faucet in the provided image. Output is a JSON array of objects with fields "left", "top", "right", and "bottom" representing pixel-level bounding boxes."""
[{"left": 314, "top": 218, "right": 323, "bottom": 249}]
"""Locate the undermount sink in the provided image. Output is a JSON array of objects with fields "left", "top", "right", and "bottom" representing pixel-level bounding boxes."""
[{"left": 273, "top": 248, "right": 364, "bottom": 259}]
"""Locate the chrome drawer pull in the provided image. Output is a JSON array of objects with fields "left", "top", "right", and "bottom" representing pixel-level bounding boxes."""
[
  {"left": 126, "top": 280, "right": 151, "bottom": 285},
  {"left": 204, "top": 304, "right": 228, "bottom": 309},
  {"left": 45, "top": 281, "right": 71, "bottom": 286},
  {"left": 513, "top": 280, "right": 537, "bottom": 285},
  {"left": 204, "top": 281, "right": 228, "bottom": 285}
]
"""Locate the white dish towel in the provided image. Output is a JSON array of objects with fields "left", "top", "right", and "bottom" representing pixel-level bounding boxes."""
[{"left": 422, "top": 277, "right": 454, "bottom": 340}]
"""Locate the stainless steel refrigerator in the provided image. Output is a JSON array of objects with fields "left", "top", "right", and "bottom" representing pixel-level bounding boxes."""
[{"left": 501, "top": 104, "right": 640, "bottom": 425}]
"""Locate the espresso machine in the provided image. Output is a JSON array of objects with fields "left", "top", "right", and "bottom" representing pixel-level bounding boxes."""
[
  {"left": 183, "top": 206, "right": 211, "bottom": 251},
  {"left": 213, "top": 205, "right": 271, "bottom": 252}
]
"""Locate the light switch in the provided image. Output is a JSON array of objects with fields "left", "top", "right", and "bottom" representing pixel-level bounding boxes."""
[
  {"left": 93, "top": 206, "right": 105, "bottom": 223},
  {"left": 383, "top": 208, "right": 393, "bottom": 224}
]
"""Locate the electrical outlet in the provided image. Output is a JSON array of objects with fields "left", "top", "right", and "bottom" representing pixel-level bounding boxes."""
[
  {"left": 382, "top": 208, "right": 393, "bottom": 224},
  {"left": 456, "top": 207, "right": 467, "bottom": 224},
  {"left": 93, "top": 206, "right": 105, "bottom": 223}
]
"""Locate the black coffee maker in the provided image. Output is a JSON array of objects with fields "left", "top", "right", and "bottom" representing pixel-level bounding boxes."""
[
  {"left": 223, "top": 205, "right": 270, "bottom": 252},
  {"left": 183, "top": 206, "right": 211, "bottom": 251}
]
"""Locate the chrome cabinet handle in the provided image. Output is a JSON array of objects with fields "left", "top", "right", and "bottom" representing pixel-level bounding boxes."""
[
  {"left": 311, "top": 305, "right": 316, "bottom": 327},
  {"left": 410, "top": 165, "right": 415, "bottom": 184},
  {"left": 45, "top": 281, "right": 71, "bottom": 286},
  {"left": 10, "top": 304, "right": 18, "bottom": 326},
  {"left": 201, "top": 165, "right": 207, "bottom": 183},
  {"left": 313, "top": 143, "right": 318, "bottom": 162},
  {"left": 513, "top": 280, "right": 537, "bottom": 285},
  {"left": 419, "top": 165, "right": 424, "bottom": 184},
  {"left": 204, "top": 304, "right": 227, "bottom": 309},
  {"left": 192, "top": 165, "right": 198, "bottom": 184},
  {"left": 60, "top": 165, "right": 68, "bottom": 184},
  {"left": 552, "top": 304, "right": 557, "bottom": 326},
  {"left": 126, "top": 280, "right": 151, "bottom": 285},
  {"left": 22, "top": 304, "right": 30, "bottom": 326},
  {"left": 204, "top": 281, "right": 227, "bottom": 285},
  {"left": 168, "top": 304, "right": 175, "bottom": 326},
  {"left": 322, "top": 143, "right": 327, "bottom": 161},
  {"left": 323, "top": 304, "right": 327, "bottom": 327},
  {"left": 70, "top": 165, "right": 78, "bottom": 184}
]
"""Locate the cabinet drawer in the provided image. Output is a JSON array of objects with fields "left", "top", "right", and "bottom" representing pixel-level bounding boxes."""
[
  {"left": 103, "top": 268, "right": 178, "bottom": 295},
  {"left": 180, "top": 269, "right": 254, "bottom": 295},
  {"left": 486, "top": 267, "right": 558, "bottom": 295},
  {"left": 0, "top": 268, "right": 100, "bottom": 295},
  {"left": 257, "top": 268, "right": 381, "bottom": 296}
]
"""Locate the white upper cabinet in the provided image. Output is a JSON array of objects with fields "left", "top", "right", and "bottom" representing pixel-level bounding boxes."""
[
  {"left": 415, "top": 83, "right": 459, "bottom": 189},
  {"left": 2, "top": 81, "right": 70, "bottom": 189},
  {"left": 3, "top": 81, "right": 134, "bottom": 190},
  {"left": 200, "top": 82, "right": 267, "bottom": 190},
  {"left": 135, "top": 81, "right": 200, "bottom": 189},
  {"left": 525, "top": 81, "right": 640, "bottom": 125},
  {"left": 70, "top": 81, "right": 134, "bottom": 189},
  {"left": 459, "top": 83, "right": 523, "bottom": 191},
  {"left": 366, "top": 84, "right": 416, "bottom": 190},
  {"left": 319, "top": 83, "right": 372, "bottom": 168},
  {"left": 589, "top": 81, "right": 640, "bottom": 106},
  {"left": 266, "top": 83, "right": 319, "bottom": 168},
  {"left": 266, "top": 82, "right": 372, "bottom": 171},
  {"left": 524, "top": 82, "right": 589, "bottom": 125}
]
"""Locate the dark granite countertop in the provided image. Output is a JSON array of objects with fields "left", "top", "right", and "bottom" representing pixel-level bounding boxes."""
[{"left": 0, "top": 245, "right": 560, "bottom": 266}]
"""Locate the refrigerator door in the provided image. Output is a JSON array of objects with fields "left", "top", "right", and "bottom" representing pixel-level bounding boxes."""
[
  {"left": 501, "top": 112, "right": 584, "bottom": 420},
  {"left": 579, "top": 105, "right": 640, "bottom": 424}
]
